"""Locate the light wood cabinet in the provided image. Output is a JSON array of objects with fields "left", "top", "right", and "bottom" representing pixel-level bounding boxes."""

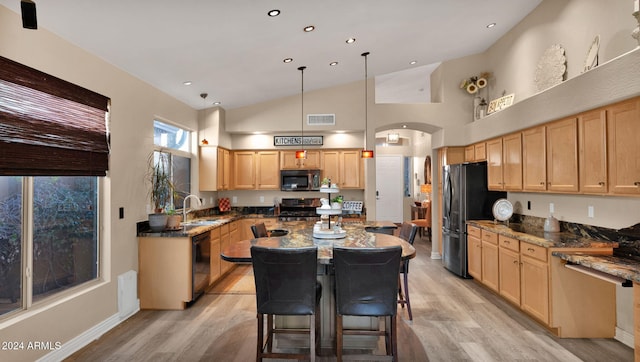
[
  {"left": 280, "top": 150, "right": 321, "bottom": 169},
  {"left": 579, "top": 108, "right": 608, "bottom": 193},
  {"left": 480, "top": 230, "right": 499, "bottom": 292},
  {"left": 487, "top": 134, "right": 522, "bottom": 191},
  {"left": 608, "top": 98, "right": 640, "bottom": 195},
  {"left": 217, "top": 148, "right": 231, "bottom": 190},
  {"left": 199, "top": 146, "right": 217, "bottom": 191},
  {"left": 220, "top": 223, "right": 233, "bottom": 275},
  {"left": 209, "top": 228, "right": 221, "bottom": 283},
  {"left": 467, "top": 225, "right": 482, "bottom": 280},
  {"left": 255, "top": 151, "right": 280, "bottom": 189},
  {"left": 498, "top": 235, "right": 520, "bottom": 306},
  {"left": 520, "top": 242, "right": 549, "bottom": 324},
  {"left": 464, "top": 142, "right": 487, "bottom": 162},
  {"left": 233, "top": 151, "right": 280, "bottom": 190},
  {"left": 546, "top": 118, "right": 579, "bottom": 192},
  {"left": 321, "top": 150, "right": 362, "bottom": 189},
  {"left": 522, "top": 126, "right": 547, "bottom": 191}
]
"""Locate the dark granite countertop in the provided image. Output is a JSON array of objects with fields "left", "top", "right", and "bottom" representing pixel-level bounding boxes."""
[
  {"left": 550, "top": 252, "right": 640, "bottom": 283},
  {"left": 137, "top": 213, "right": 276, "bottom": 238}
]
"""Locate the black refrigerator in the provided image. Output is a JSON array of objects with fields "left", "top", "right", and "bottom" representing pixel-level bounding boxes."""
[{"left": 442, "top": 162, "right": 506, "bottom": 278}]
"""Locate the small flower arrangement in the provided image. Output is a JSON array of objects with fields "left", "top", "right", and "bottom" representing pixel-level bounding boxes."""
[{"left": 460, "top": 72, "right": 492, "bottom": 94}]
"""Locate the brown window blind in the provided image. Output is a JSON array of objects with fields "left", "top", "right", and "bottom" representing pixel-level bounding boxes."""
[{"left": 0, "top": 56, "right": 110, "bottom": 176}]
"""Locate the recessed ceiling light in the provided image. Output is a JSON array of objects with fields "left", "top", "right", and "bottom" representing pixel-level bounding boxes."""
[
  {"left": 329, "top": 61, "right": 338, "bottom": 66},
  {"left": 346, "top": 37, "right": 356, "bottom": 44},
  {"left": 183, "top": 81, "right": 192, "bottom": 86},
  {"left": 283, "top": 58, "right": 293, "bottom": 63},
  {"left": 213, "top": 101, "right": 221, "bottom": 105},
  {"left": 267, "top": 9, "right": 280, "bottom": 17},
  {"left": 486, "top": 22, "right": 496, "bottom": 28},
  {"left": 304, "top": 25, "right": 315, "bottom": 32},
  {"left": 402, "top": 125, "right": 407, "bottom": 128},
  {"left": 409, "top": 60, "right": 417, "bottom": 65}
]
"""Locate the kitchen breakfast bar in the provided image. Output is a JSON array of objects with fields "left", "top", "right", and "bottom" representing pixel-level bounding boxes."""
[{"left": 221, "top": 220, "right": 416, "bottom": 353}]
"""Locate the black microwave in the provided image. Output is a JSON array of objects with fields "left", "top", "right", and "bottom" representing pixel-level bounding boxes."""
[{"left": 281, "top": 169, "right": 321, "bottom": 191}]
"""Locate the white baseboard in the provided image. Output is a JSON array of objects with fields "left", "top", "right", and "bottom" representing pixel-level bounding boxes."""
[
  {"left": 431, "top": 251, "right": 442, "bottom": 259},
  {"left": 37, "top": 300, "right": 140, "bottom": 362},
  {"left": 615, "top": 326, "right": 634, "bottom": 348}
]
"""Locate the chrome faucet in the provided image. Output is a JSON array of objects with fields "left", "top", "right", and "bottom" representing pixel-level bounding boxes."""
[{"left": 183, "top": 194, "right": 202, "bottom": 223}]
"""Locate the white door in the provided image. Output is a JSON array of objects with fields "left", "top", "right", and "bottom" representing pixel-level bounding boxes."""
[{"left": 375, "top": 155, "right": 404, "bottom": 223}]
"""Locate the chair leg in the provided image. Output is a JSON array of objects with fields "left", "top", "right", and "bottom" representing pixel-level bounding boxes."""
[
  {"left": 404, "top": 271, "right": 412, "bottom": 321},
  {"left": 391, "top": 315, "right": 398, "bottom": 361},
  {"left": 266, "top": 314, "right": 274, "bottom": 352},
  {"left": 309, "top": 314, "right": 316, "bottom": 362},
  {"left": 256, "top": 313, "right": 263, "bottom": 362},
  {"left": 397, "top": 274, "right": 405, "bottom": 309},
  {"left": 315, "top": 305, "right": 321, "bottom": 357},
  {"left": 336, "top": 314, "right": 343, "bottom": 362}
]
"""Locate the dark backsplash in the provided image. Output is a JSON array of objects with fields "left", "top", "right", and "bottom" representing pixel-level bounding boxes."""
[{"left": 512, "top": 214, "right": 640, "bottom": 257}]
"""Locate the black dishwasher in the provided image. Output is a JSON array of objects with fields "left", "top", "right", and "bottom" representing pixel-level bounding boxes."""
[{"left": 192, "top": 231, "right": 211, "bottom": 301}]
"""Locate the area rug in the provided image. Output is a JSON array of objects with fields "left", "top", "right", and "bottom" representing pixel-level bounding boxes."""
[{"left": 208, "top": 265, "right": 256, "bottom": 295}]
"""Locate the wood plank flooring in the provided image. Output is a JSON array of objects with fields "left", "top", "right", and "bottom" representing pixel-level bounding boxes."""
[{"left": 67, "top": 234, "right": 633, "bottom": 361}]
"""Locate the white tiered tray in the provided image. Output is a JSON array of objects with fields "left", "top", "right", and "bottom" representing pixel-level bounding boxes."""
[
  {"left": 316, "top": 208, "right": 342, "bottom": 215},
  {"left": 312, "top": 223, "right": 347, "bottom": 239}
]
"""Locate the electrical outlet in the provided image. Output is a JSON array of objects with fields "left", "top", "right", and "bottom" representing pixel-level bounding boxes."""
[
  {"left": 260, "top": 196, "right": 265, "bottom": 203},
  {"left": 549, "top": 203, "right": 554, "bottom": 213},
  {"left": 232, "top": 196, "right": 237, "bottom": 204},
  {"left": 210, "top": 197, "right": 214, "bottom": 204},
  {"left": 588, "top": 205, "right": 594, "bottom": 218}
]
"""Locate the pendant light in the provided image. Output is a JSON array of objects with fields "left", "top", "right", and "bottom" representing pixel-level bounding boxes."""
[
  {"left": 200, "top": 93, "right": 209, "bottom": 145},
  {"left": 295, "top": 66, "right": 307, "bottom": 159},
  {"left": 361, "top": 52, "right": 374, "bottom": 158}
]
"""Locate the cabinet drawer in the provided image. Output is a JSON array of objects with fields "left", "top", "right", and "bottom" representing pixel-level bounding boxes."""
[
  {"left": 230, "top": 221, "right": 238, "bottom": 231},
  {"left": 467, "top": 225, "right": 481, "bottom": 239},
  {"left": 520, "top": 242, "right": 547, "bottom": 262},
  {"left": 499, "top": 235, "right": 519, "bottom": 252},
  {"left": 220, "top": 223, "right": 230, "bottom": 235},
  {"left": 481, "top": 230, "right": 498, "bottom": 245}
]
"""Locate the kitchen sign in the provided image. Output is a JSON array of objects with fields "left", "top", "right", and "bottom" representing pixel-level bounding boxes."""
[{"left": 274, "top": 136, "right": 323, "bottom": 146}]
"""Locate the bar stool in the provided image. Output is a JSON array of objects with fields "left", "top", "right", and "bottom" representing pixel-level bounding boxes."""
[
  {"left": 333, "top": 246, "right": 402, "bottom": 361},
  {"left": 251, "top": 222, "right": 269, "bottom": 238},
  {"left": 410, "top": 201, "right": 431, "bottom": 239},
  {"left": 397, "top": 222, "right": 418, "bottom": 321},
  {"left": 250, "top": 246, "right": 321, "bottom": 361}
]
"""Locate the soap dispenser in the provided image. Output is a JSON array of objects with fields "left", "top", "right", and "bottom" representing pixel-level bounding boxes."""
[{"left": 543, "top": 214, "right": 560, "bottom": 232}]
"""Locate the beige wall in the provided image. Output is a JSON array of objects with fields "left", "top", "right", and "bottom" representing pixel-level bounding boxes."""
[{"left": 0, "top": 5, "right": 196, "bottom": 361}]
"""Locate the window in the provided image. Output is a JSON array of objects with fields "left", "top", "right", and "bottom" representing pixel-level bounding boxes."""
[
  {"left": 0, "top": 56, "right": 107, "bottom": 318},
  {"left": 153, "top": 121, "right": 192, "bottom": 210}
]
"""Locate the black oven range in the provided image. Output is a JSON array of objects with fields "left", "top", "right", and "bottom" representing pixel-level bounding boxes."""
[{"left": 278, "top": 198, "right": 320, "bottom": 221}]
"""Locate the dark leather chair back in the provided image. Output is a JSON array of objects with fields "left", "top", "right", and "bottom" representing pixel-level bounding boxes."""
[
  {"left": 251, "top": 246, "right": 318, "bottom": 315},
  {"left": 333, "top": 246, "right": 402, "bottom": 317},
  {"left": 251, "top": 222, "right": 268, "bottom": 238},
  {"left": 364, "top": 226, "right": 394, "bottom": 235},
  {"left": 398, "top": 222, "right": 418, "bottom": 245}
]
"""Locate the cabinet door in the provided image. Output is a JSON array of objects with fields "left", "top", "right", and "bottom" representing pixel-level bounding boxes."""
[
  {"left": 322, "top": 151, "right": 340, "bottom": 185},
  {"left": 486, "top": 138, "right": 504, "bottom": 190},
  {"left": 502, "top": 133, "right": 522, "bottom": 191},
  {"left": 522, "top": 126, "right": 547, "bottom": 191},
  {"left": 608, "top": 98, "right": 640, "bottom": 195},
  {"left": 467, "top": 234, "right": 482, "bottom": 280},
  {"left": 464, "top": 145, "right": 475, "bottom": 162},
  {"left": 199, "top": 146, "right": 217, "bottom": 191},
  {"left": 481, "top": 241, "right": 499, "bottom": 292},
  {"left": 340, "top": 150, "right": 361, "bottom": 188},
  {"left": 521, "top": 255, "right": 549, "bottom": 324},
  {"left": 220, "top": 225, "right": 232, "bottom": 274},
  {"left": 233, "top": 151, "right": 256, "bottom": 189},
  {"left": 546, "top": 118, "right": 579, "bottom": 192},
  {"left": 499, "top": 247, "right": 521, "bottom": 305},
  {"left": 474, "top": 142, "right": 487, "bottom": 161},
  {"left": 210, "top": 231, "right": 221, "bottom": 284},
  {"left": 300, "top": 150, "right": 321, "bottom": 169},
  {"left": 217, "top": 148, "right": 230, "bottom": 190},
  {"left": 256, "top": 151, "right": 280, "bottom": 189},
  {"left": 579, "top": 108, "right": 608, "bottom": 193}
]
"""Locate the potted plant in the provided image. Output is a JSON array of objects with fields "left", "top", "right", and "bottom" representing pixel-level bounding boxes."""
[
  {"left": 147, "top": 152, "right": 174, "bottom": 232},
  {"left": 165, "top": 207, "right": 182, "bottom": 230},
  {"left": 321, "top": 177, "right": 331, "bottom": 188},
  {"left": 331, "top": 195, "right": 343, "bottom": 210}
]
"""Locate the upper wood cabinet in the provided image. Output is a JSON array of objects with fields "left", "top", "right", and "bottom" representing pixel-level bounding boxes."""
[
  {"left": 255, "top": 151, "right": 280, "bottom": 190},
  {"left": 217, "top": 147, "right": 231, "bottom": 191},
  {"left": 522, "top": 126, "right": 547, "bottom": 191},
  {"left": 579, "top": 108, "right": 608, "bottom": 193},
  {"left": 321, "top": 150, "right": 362, "bottom": 189},
  {"left": 233, "top": 151, "right": 280, "bottom": 190},
  {"left": 487, "top": 134, "right": 522, "bottom": 191},
  {"left": 546, "top": 118, "right": 579, "bottom": 192},
  {"left": 280, "top": 150, "right": 321, "bottom": 169},
  {"left": 608, "top": 98, "right": 640, "bottom": 195},
  {"left": 464, "top": 142, "right": 486, "bottom": 162},
  {"left": 199, "top": 146, "right": 217, "bottom": 191}
]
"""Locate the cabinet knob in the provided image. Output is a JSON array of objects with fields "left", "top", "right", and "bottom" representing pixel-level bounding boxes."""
[
  {"left": 527, "top": 247, "right": 535, "bottom": 252},
  {"left": 635, "top": 182, "right": 640, "bottom": 186},
  {"left": 598, "top": 182, "right": 605, "bottom": 186},
  {"left": 540, "top": 181, "right": 545, "bottom": 185},
  {"left": 513, "top": 260, "right": 518, "bottom": 265}
]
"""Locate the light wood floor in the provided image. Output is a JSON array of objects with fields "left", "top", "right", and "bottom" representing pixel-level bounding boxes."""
[{"left": 67, "top": 234, "right": 633, "bottom": 361}]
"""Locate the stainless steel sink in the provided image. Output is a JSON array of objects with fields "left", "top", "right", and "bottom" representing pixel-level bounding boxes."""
[{"left": 181, "top": 219, "right": 220, "bottom": 226}]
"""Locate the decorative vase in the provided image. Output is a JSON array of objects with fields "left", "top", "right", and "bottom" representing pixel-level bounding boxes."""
[
  {"left": 148, "top": 213, "right": 168, "bottom": 232},
  {"left": 331, "top": 202, "right": 342, "bottom": 210},
  {"left": 166, "top": 215, "right": 182, "bottom": 230}
]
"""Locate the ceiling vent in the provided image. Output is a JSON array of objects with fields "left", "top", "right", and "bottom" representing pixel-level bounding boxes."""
[{"left": 307, "top": 114, "right": 335, "bottom": 126}]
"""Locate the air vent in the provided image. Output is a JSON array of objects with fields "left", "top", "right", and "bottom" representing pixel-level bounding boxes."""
[{"left": 307, "top": 114, "right": 335, "bottom": 126}]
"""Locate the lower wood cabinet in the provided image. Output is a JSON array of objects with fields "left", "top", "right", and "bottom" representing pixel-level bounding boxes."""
[
  {"left": 498, "top": 235, "right": 520, "bottom": 306},
  {"left": 520, "top": 247, "right": 549, "bottom": 324},
  {"left": 467, "top": 226, "right": 482, "bottom": 279},
  {"left": 210, "top": 228, "right": 221, "bottom": 283},
  {"left": 480, "top": 230, "right": 499, "bottom": 292}
]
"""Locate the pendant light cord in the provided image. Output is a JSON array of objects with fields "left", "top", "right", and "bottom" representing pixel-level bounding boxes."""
[
  {"left": 362, "top": 52, "right": 370, "bottom": 152},
  {"left": 299, "top": 66, "right": 306, "bottom": 152}
]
